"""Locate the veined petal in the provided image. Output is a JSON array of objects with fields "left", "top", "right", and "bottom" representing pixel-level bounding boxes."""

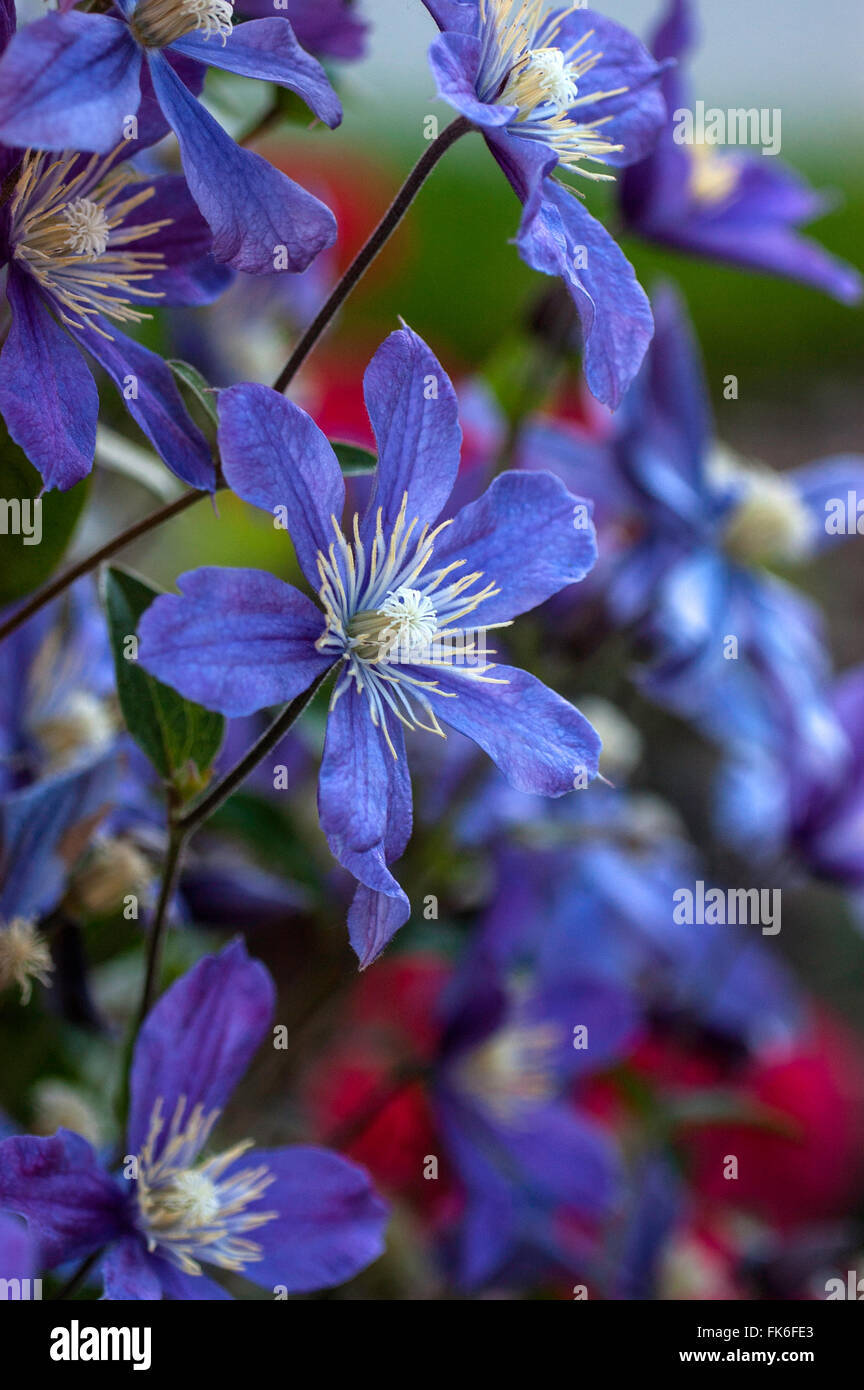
[
  {"left": 0, "top": 268, "right": 97, "bottom": 492},
  {"left": 432, "top": 470, "right": 597, "bottom": 625},
  {"left": 171, "top": 18, "right": 341, "bottom": 128},
  {"left": 227, "top": 1146, "right": 388, "bottom": 1293},
  {"left": 67, "top": 317, "right": 216, "bottom": 491},
  {"left": 218, "top": 384, "right": 345, "bottom": 590},
  {"left": 127, "top": 940, "right": 274, "bottom": 1156},
  {"left": 101, "top": 1238, "right": 164, "bottom": 1300},
  {"left": 428, "top": 30, "right": 517, "bottom": 129},
  {"left": 318, "top": 683, "right": 412, "bottom": 964},
  {"left": 135, "top": 174, "right": 233, "bottom": 306},
  {"left": 361, "top": 326, "right": 462, "bottom": 540},
  {"left": 147, "top": 50, "right": 336, "bottom": 274},
  {"left": 348, "top": 883, "right": 411, "bottom": 972},
  {"left": 543, "top": 8, "right": 667, "bottom": 167},
  {"left": 137, "top": 567, "right": 332, "bottom": 718},
  {"left": 516, "top": 181, "right": 653, "bottom": 410},
  {"left": 0, "top": 14, "right": 141, "bottom": 153},
  {"left": 0, "top": 1130, "right": 129, "bottom": 1269},
  {"left": 417, "top": 664, "right": 601, "bottom": 796}
]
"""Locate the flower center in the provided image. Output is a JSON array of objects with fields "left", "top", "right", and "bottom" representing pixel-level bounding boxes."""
[
  {"left": 31, "top": 688, "right": 116, "bottom": 771},
  {"left": 479, "top": 0, "right": 627, "bottom": 178},
  {"left": 505, "top": 46, "right": 580, "bottom": 116},
  {"left": 61, "top": 197, "right": 111, "bottom": 258},
  {"left": 131, "top": 0, "right": 233, "bottom": 47},
  {"left": 10, "top": 150, "right": 170, "bottom": 339},
  {"left": 315, "top": 494, "right": 507, "bottom": 756},
  {"left": 0, "top": 919, "right": 53, "bottom": 1005},
  {"left": 689, "top": 143, "right": 739, "bottom": 206},
  {"left": 455, "top": 1019, "right": 561, "bottom": 1121},
  {"left": 135, "top": 1097, "right": 277, "bottom": 1277},
  {"left": 711, "top": 449, "right": 816, "bottom": 565},
  {"left": 348, "top": 586, "right": 440, "bottom": 662}
]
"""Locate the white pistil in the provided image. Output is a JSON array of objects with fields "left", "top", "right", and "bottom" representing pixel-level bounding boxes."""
[
  {"left": 132, "top": 0, "right": 233, "bottom": 48},
  {"left": 314, "top": 491, "right": 509, "bottom": 758},
  {"left": 135, "top": 1097, "right": 277, "bottom": 1277},
  {"left": 480, "top": 0, "right": 627, "bottom": 180},
  {"left": 10, "top": 149, "right": 170, "bottom": 340},
  {"left": 62, "top": 197, "right": 111, "bottom": 259}
]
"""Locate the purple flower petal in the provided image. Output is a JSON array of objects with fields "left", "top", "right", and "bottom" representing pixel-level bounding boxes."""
[
  {"left": 0, "top": 755, "right": 117, "bottom": 922},
  {"left": 361, "top": 325, "right": 462, "bottom": 541},
  {"left": 0, "top": 269, "right": 98, "bottom": 492},
  {"left": 126, "top": 940, "right": 274, "bottom": 1155},
  {"left": 218, "top": 384, "right": 345, "bottom": 589},
  {"left": 171, "top": 18, "right": 341, "bottom": 128},
  {"left": 0, "top": 13, "right": 141, "bottom": 153},
  {"left": 229, "top": 1146, "right": 388, "bottom": 1292},
  {"left": 415, "top": 664, "right": 601, "bottom": 795},
  {"left": 100, "top": 1238, "right": 163, "bottom": 1300},
  {"left": 516, "top": 181, "right": 653, "bottom": 410},
  {"left": 0, "top": 1212, "right": 33, "bottom": 1282},
  {"left": 136, "top": 174, "right": 233, "bottom": 306},
  {"left": 433, "top": 470, "right": 597, "bottom": 625},
  {"left": 543, "top": 8, "right": 667, "bottom": 167},
  {"left": 239, "top": 0, "right": 368, "bottom": 62},
  {"left": 138, "top": 567, "right": 332, "bottom": 718},
  {"left": 67, "top": 317, "right": 216, "bottom": 491},
  {"left": 317, "top": 682, "right": 412, "bottom": 965},
  {"left": 0, "top": 1130, "right": 129, "bottom": 1269},
  {"left": 428, "top": 30, "right": 517, "bottom": 129},
  {"left": 347, "top": 883, "right": 412, "bottom": 971},
  {"left": 792, "top": 454, "right": 864, "bottom": 549},
  {"left": 147, "top": 49, "right": 336, "bottom": 274}
]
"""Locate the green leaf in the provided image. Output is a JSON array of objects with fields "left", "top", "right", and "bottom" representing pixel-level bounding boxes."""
[
  {"left": 167, "top": 359, "right": 219, "bottom": 427},
  {"left": 331, "top": 441, "right": 377, "bottom": 475},
  {"left": 0, "top": 420, "right": 89, "bottom": 606},
  {"left": 103, "top": 566, "right": 224, "bottom": 793}
]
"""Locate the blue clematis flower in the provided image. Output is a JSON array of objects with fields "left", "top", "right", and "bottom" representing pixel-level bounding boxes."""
[
  {"left": 0, "top": 0, "right": 342, "bottom": 275},
  {"left": 137, "top": 326, "right": 601, "bottom": 966},
  {"left": 237, "top": 0, "right": 368, "bottom": 62},
  {"left": 619, "top": 0, "right": 862, "bottom": 303},
  {"left": 519, "top": 286, "right": 864, "bottom": 771},
  {"left": 0, "top": 939, "right": 388, "bottom": 1298},
  {"left": 0, "top": 583, "right": 118, "bottom": 794},
  {"left": 422, "top": 0, "right": 667, "bottom": 408},
  {"left": 0, "top": 140, "right": 232, "bottom": 491},
  {"left": 432, "top": 887, "right": 635, "bottom": 1287},
  {"left": 0, "top": 751, "right": 117, "bottom": 1003}
]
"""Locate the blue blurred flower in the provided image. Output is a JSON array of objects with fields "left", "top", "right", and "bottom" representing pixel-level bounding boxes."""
[
  {"left": 0, "top": 940, "right": 388, "bottom": 1298},
  {"left": 138, "top": 325, "right": 601, "bottom": 966},
  {"left": 620, "top": 0, "right": 861, "bottom": 303},
  {"left": 423, "top": 0, "right": 668, "bottom": 408},
  {"left": 519, "top": 286, "right": 864, "bottom": 769}
]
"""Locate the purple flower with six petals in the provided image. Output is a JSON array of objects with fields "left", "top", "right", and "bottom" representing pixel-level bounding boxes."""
[
  {"left": 137, "top": 326, "right": 601, "bottom": 966},
  {"left": 423, "top": 0, "right": 668, "bottom": 408},
  {"left": 0, "top": 940, "right": 388, "bottom": 1298},
  {"left": 0, "top": 0, "right": 342, "bottom": 274}
]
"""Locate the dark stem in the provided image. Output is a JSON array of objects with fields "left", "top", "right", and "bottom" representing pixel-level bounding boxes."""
[
  {"left": 132, "top": 816, "right": 188, "bottom": 1034},
  {"left": 51, "top": 1248, "right": 103, "bottom": 1300},
  {"left": 178, "top": 667, "right": 333, "bottom": 835},
  {"left": 0, "top": 488, "right": 206, "bottom": 646},
  {"left": 272, "top": 116, "right": 473, "bottom": 394}
]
